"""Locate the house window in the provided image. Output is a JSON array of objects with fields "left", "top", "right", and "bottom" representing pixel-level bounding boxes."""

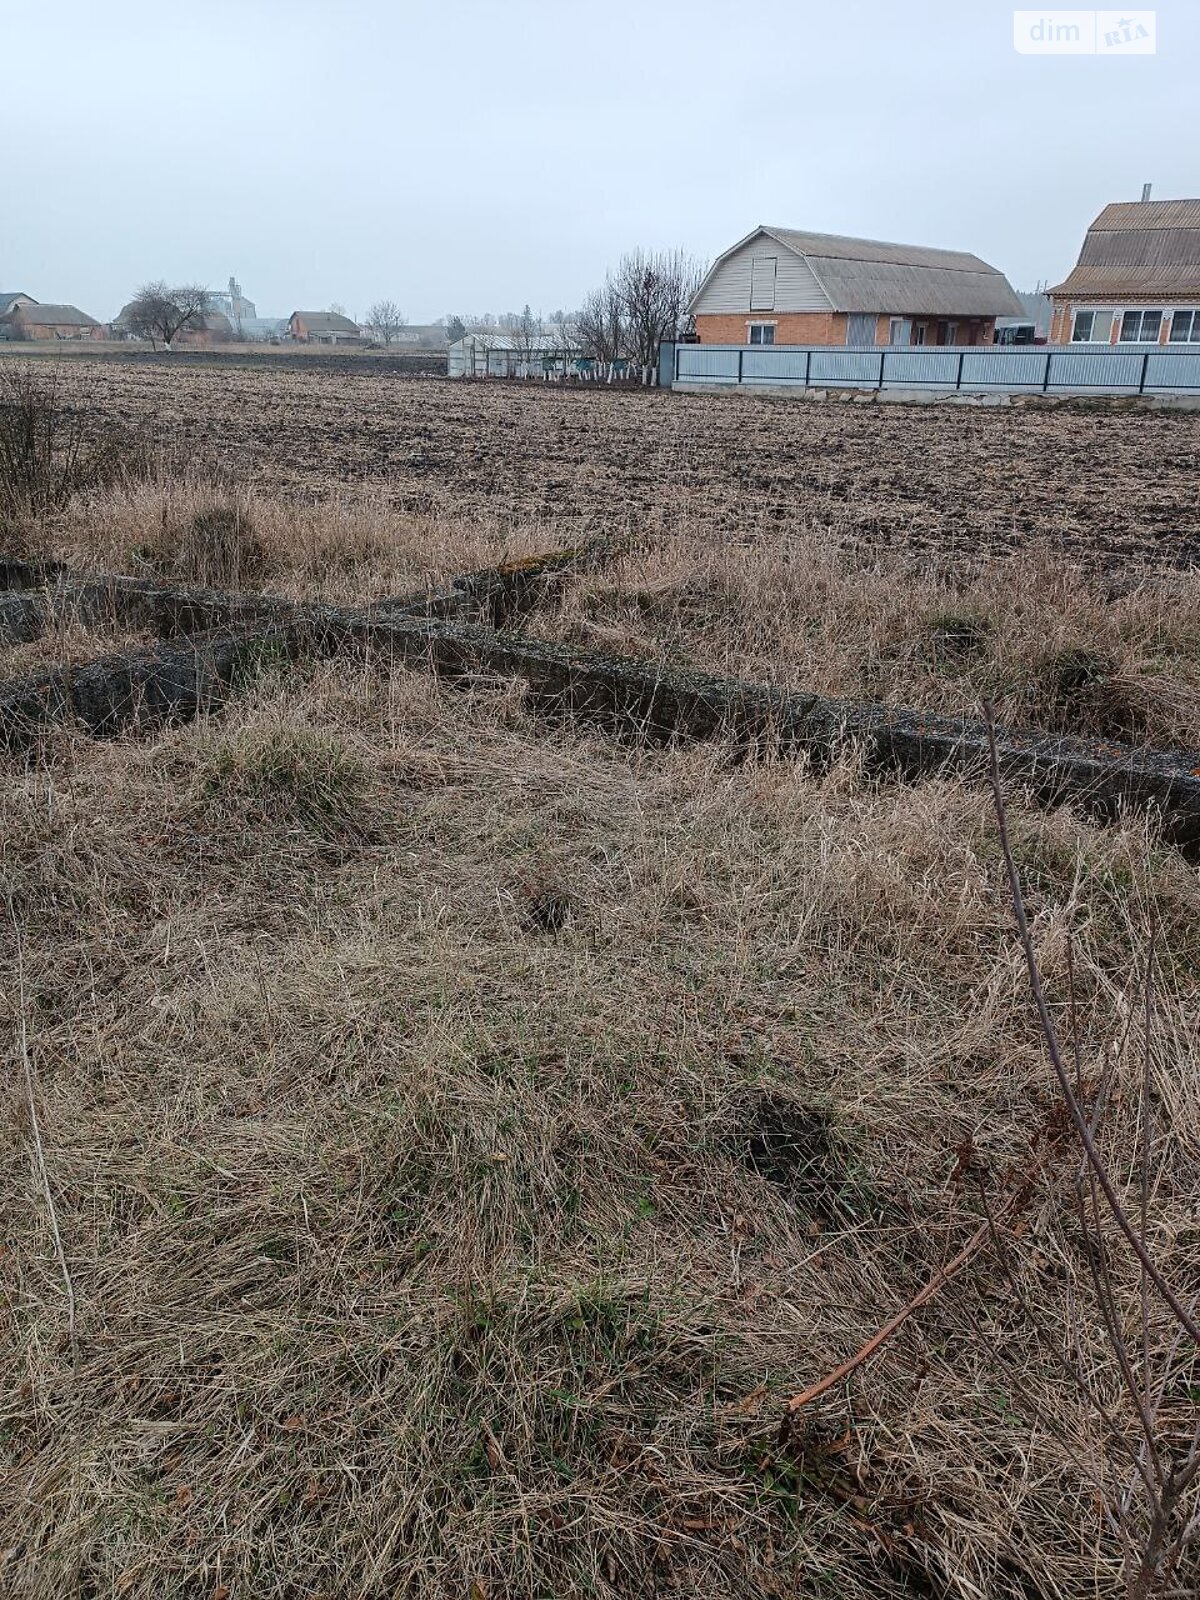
[
  {"left": 888, "top": 317, "right": 911, "bottom": 345},
  {"left": 747, "top": 323, "right": 775, "bottom": 345},
  {"left": 1071, "top": 309, "right": 1114, "bottom": 342},
  {"left": 912, "top": 323, "right": 927, "bottom": 346},
  {"left": 1119, "top": 309, "right": 1163, "bottom": 342},
  {"left": 846, "top": 313, "right": 876, "bottom": 344},
  {"left": 1168, "top": 310, "right": 1200, "bottom": 342}
]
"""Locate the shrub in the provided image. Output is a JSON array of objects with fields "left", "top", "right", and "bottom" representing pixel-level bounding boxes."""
[
  {"left": 198, "top": 725, "right": 374, "bottom": 839},
  {"left": 1026, "top": 645, "right": 1146, "bottom": 740},
  {"left": 168, "top": 501, "right": 264, "bottom": 590},
  {"left": 924, "top": 610, "right": 992, "bottom": 663},
  {"left": 0, "top": 370, "right": 127, "bottom": 541}
]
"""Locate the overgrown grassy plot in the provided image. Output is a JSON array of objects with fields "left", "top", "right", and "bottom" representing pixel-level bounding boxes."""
[
  {"left": 534, "top": 535, "right": 1200, "bottom": 752},
  {"left": 2, "top": 361, "right": 1199, "bottom": 1596},
  {"left": 3, "top": 660, "right": 1197, "bottom": 1598}
]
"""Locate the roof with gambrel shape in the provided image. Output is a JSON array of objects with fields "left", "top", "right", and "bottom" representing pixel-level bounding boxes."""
[
  {"left": 691, "top": 226, "right": 1023, "bottom": 318},
  {"left": 1048, "top": 199, "right": 1200, "bottom": 298},
  {"left": 290, "top": 311, "right": 360, "bottom": 335}
]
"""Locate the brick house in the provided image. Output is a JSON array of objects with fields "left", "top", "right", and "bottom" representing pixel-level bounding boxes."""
[
  {"left": 287, "top": 311, "right": 362, "bottom": 345},
  {"left": 689, "top": 225, "right": 1022, "bottom": 347},
  {"left": 1047, "top": 196, "right": 1200, "bottom": 346},
  {"left": 176, "top": 312, "right": 235, "bottom": 348},
  {"left": 0, "top": 303, "right": 104, "bottom": 341}
]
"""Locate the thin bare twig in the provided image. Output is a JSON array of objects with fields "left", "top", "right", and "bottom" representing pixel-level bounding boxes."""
[
  {"left": 9, "top": 893, "right": 77, "bottom": 1361},
  {"left": 783, "top": 1216, "right": 993, "bottom": 1415},
  {"left": 982, "top": 707, "right": 1200, "bottom": 1347}
]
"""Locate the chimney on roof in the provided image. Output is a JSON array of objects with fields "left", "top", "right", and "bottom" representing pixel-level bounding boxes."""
[{"left": 1141, "top": 182, "right": 1153, "bottom": 202}]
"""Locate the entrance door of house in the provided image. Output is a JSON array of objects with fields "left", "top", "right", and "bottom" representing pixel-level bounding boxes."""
[{"left": 846, "top": 313, "right": 876, "bottom": 345}]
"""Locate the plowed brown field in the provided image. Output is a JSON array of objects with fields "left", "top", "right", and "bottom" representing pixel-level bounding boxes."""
[{"left": 29, "top": 354, "right": 1200, "bottom": 570}]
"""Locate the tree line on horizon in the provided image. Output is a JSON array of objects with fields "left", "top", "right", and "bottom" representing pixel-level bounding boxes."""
[{"left": 116, "top": 247, "right": 706, "bottom": 364}]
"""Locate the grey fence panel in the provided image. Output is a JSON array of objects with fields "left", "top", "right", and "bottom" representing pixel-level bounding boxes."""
[
  {"left": 809, "top": 350, "right": 883, "bottom": 385},
  {"left": 677, "top": 345, "right": 741, "bottom": 382},
  {"left": 742, "top": 347, "right": 809, "bottom": 381},
  {"left": 1145, "top": 351, "right": 1200, "bottom": 390},
  {"left": 671, "top": 343, "right": 1200, "bottom": 395},
  {"left": 881, "top": 350, "right": 960, "bottom": 386},
  {"left": 1047, "top": 349, "right": 1145, "bottom": 389},
  {"left": 960, "top": 350, "right": 1048, "bottom": 387}
]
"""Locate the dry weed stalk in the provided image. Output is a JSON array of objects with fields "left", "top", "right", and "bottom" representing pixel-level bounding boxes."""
[
  {"left": 782, "top": 711, "right": 1199, "bottom": 1596},
  {"left": 7, "top": 893, "right": 77, "bottom": 1362},
  {"left": 983, "top": 709, "right": 1200, "bottom": 1599}
]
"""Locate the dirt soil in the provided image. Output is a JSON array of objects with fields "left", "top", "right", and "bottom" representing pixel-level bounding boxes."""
[{"left": 12, "top": 355, "right": 1200, "bottom": 571}]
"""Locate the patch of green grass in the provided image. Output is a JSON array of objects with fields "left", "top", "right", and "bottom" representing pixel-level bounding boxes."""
[{"left": 197, "top": 725, "right": 373, "bottom": 838}]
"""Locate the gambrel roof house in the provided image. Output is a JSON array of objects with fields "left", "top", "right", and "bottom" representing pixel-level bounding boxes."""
[
  {"left": 288, "top": 311, "right": 361, "bottom": 343},
  {"left": 690, "top": 224, "right": 1023, "bottom": 348},
  {"left": 1047, "top": 196, "right": 1200, "bottom": 345},
  {"left": 0, "top": 292, "right": 36, "bottom": 316}
]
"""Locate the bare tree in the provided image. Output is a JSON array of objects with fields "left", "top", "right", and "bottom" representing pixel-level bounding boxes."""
[
  {"left": 577, "top": 281, "right": 625, "bottom": 373},
  {"left": 366, "top": 300, "right": 407, "bottom": 346},
  {"left": 614, "top": 248, "right": 705, "bottom": 375},
  {"left": 577, "top": 249, "right": 704, "bottom": 380},
  {"left": 123, "top": 282, "right": 212, "bottom": 349},
  {"left": 511, "top": 303, "right": 539, "bottom": 369}
]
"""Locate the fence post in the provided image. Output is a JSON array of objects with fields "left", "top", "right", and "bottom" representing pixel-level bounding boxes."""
[
  {"left": 1042, "top": 350, "right": 1052, "bottom": 392},
  {"left": 878, "top": 351, "right": 885, "bottom": 389},
  {"left": 956, "top": 350, "right": 965, "bottom": 391},
  {"left": 737, "top": 346, "right": 744, "bottom": 384},
  {"left": 804, "top": 348, "right": 812, "bottom": 388},
  {"left": 1140, "top": 349, "right": 1151, "bottom": 394},
  {"left": 658, "top": 340, "right": 676, "bottom": 389}
]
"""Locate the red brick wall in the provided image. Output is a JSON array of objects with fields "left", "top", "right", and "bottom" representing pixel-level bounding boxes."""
[
  {"left": 693, "top": 311, "right": 847, "bottom": 345},
  {"left": 694, "top": 311, "right": 996, "bottom": 347},
  {"left": 12, "top": 321, "right": 104, "bottom": 341},
  {"left": 1049, "top": 295, "right": 1184, "bottom": 345}
]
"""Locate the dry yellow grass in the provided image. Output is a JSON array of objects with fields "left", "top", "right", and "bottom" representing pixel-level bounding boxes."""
[
  {"left": 49, "top": 470, "right": 550, "bottom": 604},
  {"left": 2, "top": 651, "right": 1198, "bottom": 1598},
  {"left": 3, "top": 366, "right": 1199, "bottom": 1597},
  {"left": 533, "top": 529, "right": 1200, "bottom": 750}
]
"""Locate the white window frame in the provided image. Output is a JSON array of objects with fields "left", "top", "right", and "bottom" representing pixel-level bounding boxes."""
[
  {"left": 1168, "top": 309, "right": 1200, "bottom": 343},
  {"left": 747, "top": 321, "right": 776, "bottom": 345},
  {"left": 1118, "top": 308, "right": 1164, "bottom": 343},
  {"left": 1071, "top": 308, "right": 1115, "bottom": 343}
]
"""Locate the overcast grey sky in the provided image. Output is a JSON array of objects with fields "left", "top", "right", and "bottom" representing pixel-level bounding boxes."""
[{"left": 3, "top": 1, "right": 1196, "bottom": 321}]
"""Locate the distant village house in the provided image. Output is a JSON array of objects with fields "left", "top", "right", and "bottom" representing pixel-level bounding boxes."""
[
  {"left": 689, "top": 225, "right": 1022, "bottom": 347},
  {"left": 177, "top": 312, "right": 235, "bottom": 348},
  {"left": 386, "top": 324, "right": 449, "bottom": 349},
  {"left": 0, "top": 300, "right": 105, "bottom": 341},
  {"left": 1047, "top": 192, "right": 1200, "bottom": 345},
  {"left": 287, "top": 311, "right": 362, "bottom": 345}
]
